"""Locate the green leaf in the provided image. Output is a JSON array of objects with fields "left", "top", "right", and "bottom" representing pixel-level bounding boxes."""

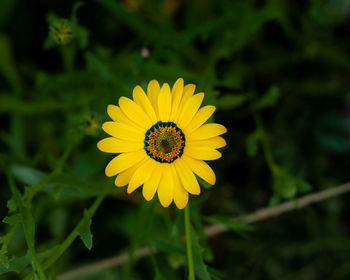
[
  {"left": 73, "top": 25, "right": 89, "bottom": 49},
  {"left": 167, "top": 252, "right": 186, "bottom": 270},
  {"left": 216, "top": 94, "right": 248, "bottom": 110},
  {"left": 153, "top": 240, "right": 185, "bottom": 255},
  {"left": 0, "top": 246, "right": 59, "bottom": 274},
  {"left": 0, "top": 252, "right": 30, "bottom": 274},
  {"left": 0, "top": 252, "right": 9, "bottom": 269},
  {"left": 254, "top": 86, "right": 280, "bottom": 109},
  {"left": 274, "top": 178, "right": 296, "bottom": 199},
  {"left": 294, "top": 177, "right": 312, "bottom": 193},
  {"left": 7, "top": 195, "right": 17, "bottom": 212},
  {"left": 2, "top": 213, "right": 22, "bottom": 225},
  {"left": 47, "top": 173, "right": 112, "bottom": 197},
  {"left": 272, "top": 166, "right": 311, "bottom": 199},
  {"left": 206, "top": 216, "right": 254, "bottom": 238},
  {"left": 11, "top": 164, "right": 47, "bottom": 186},
  {"left": 21, "top": 207, "right": 35, "bottom": 248},
  {"left": 191, "top": 226, "right": 210, "bottom": 280},
  {"left": 76, "top": 210, "right": 93, "bottom": 250}
]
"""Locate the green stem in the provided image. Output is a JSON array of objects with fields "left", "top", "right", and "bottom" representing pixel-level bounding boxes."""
[
  {"left": 185, "top": 205, "right": 195, "bottom": 280},
  {"left": 23, "top": 191, "right": 107, "bottom": 280},
  {"left": 7, "top": 173, "right": 47, "bottom": 280},
  {"left": 251, "top": 106, "right": 277, "bottom": 171},
  {"left": 23, "top": 134, "right": 81, "bottom": 206},
  {"left": 0, "top": 223, "right": 18, "bottom": 249},
  {"left": 60, "top": 44, "right": 76, "bottom": 72},
  {"left": 26, "top": 236, "right": 47, "bottom": 280}
]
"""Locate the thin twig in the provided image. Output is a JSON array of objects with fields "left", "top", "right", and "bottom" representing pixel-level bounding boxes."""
[
  {"left": 58, "top": 182, "right": 350, "bottom": 280},
  {"left": 58, "top": 247, "right": 150, "bottom": 280},
  {"left": 23, "top": 191, "right": 107, "bottom": 280}
]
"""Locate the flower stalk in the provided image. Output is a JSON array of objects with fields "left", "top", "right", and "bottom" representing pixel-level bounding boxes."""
[{"left": 185, "top": 204, "right": 195, "bottom": 280}]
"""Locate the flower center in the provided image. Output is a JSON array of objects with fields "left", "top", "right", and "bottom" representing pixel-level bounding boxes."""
[{"left": 144, "top": 121, "right": 185, "bottom": 163}]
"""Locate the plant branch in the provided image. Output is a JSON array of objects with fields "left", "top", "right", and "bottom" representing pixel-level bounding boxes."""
[
  {"left": 23, "top": 190, "right": 107, "bottom": 280},
  {"left": 57, "top": 182, "right": 350, "bottom": 280},
  {"left": 251, "top": 105, "right": 276, "bottom": 171},
  {"left": 185, "top": 205, "right": 195, "bottom": 280},
  {"left": 7, "top": 172, "right": 47, "bottom": 280},
  {"left": 23, "top": 134, "right": 82, "bottom": 206}
]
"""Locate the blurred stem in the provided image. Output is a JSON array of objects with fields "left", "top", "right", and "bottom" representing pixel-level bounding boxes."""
[
  {"left": 185, "top": 205, "right": 195, "bottom": 280},
  {"left": 124, "top": 238, "right": 136, "bottom": 280},
  {"left": 23, "top": 134, "right": 82, "bottom": 206},
  {"left": 124, "top": 200, "right": 153, "bottom": 280},
  {"left": 7, "top": 173, "right": 47, "bottom": 280},
  {"left": 0, "top": 223, "right": 18, "bottom": 250},
  {"left": 23, "top": 190, "right": 107, "bottom": 280},
  {"left": 148, "top": 243, "right": 161, "bottom": 277},
  {"left": 60, "top": 44, "right": 76, "bottom": 72},
  {"left": 251, "top": 105, "right": 277, "bottom": 172}
]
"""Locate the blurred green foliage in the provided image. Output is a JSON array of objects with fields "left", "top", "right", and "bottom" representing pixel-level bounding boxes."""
[{"left": 1, "top": 0, "right": 350, "bottom": 279}]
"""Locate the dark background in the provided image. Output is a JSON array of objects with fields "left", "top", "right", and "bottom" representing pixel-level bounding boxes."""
[{"left": 1, "top": 0, "right": 350, "bottom": 279}]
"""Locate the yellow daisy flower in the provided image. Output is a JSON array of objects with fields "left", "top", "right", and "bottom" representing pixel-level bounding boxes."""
[{"left": 97, "top": 78, "right": 227, "bottom": 209}]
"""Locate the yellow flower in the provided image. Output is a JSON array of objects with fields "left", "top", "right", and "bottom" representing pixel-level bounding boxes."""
[
  {"left": 50, "top": 20, "right": 73, "bottom": 45},
  {"left": 97, "top": 78, "right": 227, "bottom": 209}
]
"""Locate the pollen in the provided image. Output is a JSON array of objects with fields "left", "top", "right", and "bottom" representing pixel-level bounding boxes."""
[{"left": 144, "top": 122, "right": 185, "bottom": 163}]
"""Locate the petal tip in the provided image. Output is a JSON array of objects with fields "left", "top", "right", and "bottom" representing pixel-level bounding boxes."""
[
  {"left": 97, "top": 139, "right": 104, "bottom": 151},
  {"left": 175, "top": 200, "right": 188, "bottom": 210},
  {"left": 105, "top": 167, "right": 114, "bottom": 177},
  {"left": 192, "top": 189, "right": 201, "bottom": 195},
  {"left": 159, "top": 199, "right": 172, "bottom": 208},
  {"left": 221, "top": 125, "right": 228, "bottom": 134},
  {"left": 126, "top": 187, "right": 133, "bottom": 194}
]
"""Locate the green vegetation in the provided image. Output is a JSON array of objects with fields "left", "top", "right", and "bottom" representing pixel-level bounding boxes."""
[{"left": 1, "top": 0, "right": 350, "bottom": 279}]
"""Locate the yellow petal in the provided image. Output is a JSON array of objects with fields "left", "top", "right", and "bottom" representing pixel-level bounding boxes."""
[
  {"left": 174, "top": 158, "right": 200, "bottom": 195},
  {"left": 157, "top": 165, "right": 174, "bottom": 207},
  {"left": 187, "top": 136, "right": 226, "bottom": 149},
  {"left": 182, "top": 154, "right": 216, "bottom": 185},
  {"left": 187, "top": 123, "right": 227, "bottom": 141},
  {"left": 182, "top": 84, "right": 196, "bottom": 102},
  {"left": 133, "top": 85, "right": 157, "bottom": 124},
  {"left": 107, "top": 105, "right": 119, "bottom": 122},
  {"left": 127, "top": 158, "right": 157, "bottom": 194},
  {"left": 170, "top": 78, "right": 184, "bottom": 121},
  {"left": 114, "top": 159, "right": 146, "bottom": 187},
  {"left": 171, "top": 165, "right": 188, "bottom": 209},
  {"left": 105, "top": 150, "right": 146, "bottom": 177},
  {"left": 143, "top": 163, "right": 163, "bottom": 201},
  {"left": 174, "top": 84, "right": 196, "bottom": 123},
  {"left": 119, "top": 96, "right": 152, "bottom": 128},
  {"left": 102, "top": 122, "right": 144, "bottom": 141},
  {"left": 177, "top": 93, "right": 204, "bottom": 129},
  {"left": 97, "top": 137, "right": 143, "bottom": 153},
  {"left": 147, "top": 80, "right": 160, "bottom": 117},
  {"left": 157, "top": 83, "right": 172, "bottom": 122},
  {"left": 184, "top": 145, "right": 222, "bottom": 161},
  {"left": 107, "top": 105, "right": 138, "bottom": 127},
  {"left": 184, "top": 105, "right": 216, "bottom": 133}
]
